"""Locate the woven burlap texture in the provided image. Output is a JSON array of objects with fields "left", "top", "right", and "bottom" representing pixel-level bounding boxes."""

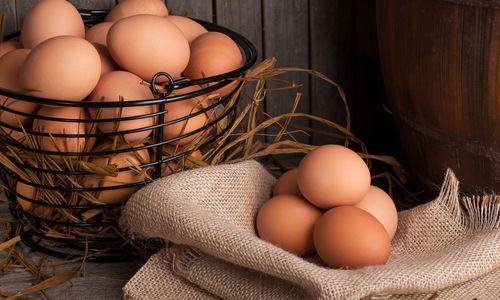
[{"left": 121, "top": 160, "right": 500, "bottom": 300}]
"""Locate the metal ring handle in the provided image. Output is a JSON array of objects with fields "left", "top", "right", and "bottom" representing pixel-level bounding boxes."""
[{"left": 150, "top": 72, "right": 175, "bottom": 98}]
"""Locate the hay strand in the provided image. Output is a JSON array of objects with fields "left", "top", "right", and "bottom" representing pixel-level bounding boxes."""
[
  {"left": 0, "top": 236, "right": 20, "bottom": 252},
  {"left": 0, "top": 56, "right": 413, "bottom": 297}
]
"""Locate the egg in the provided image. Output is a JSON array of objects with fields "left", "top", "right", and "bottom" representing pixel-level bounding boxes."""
[
  {"left": 355, "top": 186, "right": 398, "bottom": 239},
  {"left": 273, "top": 169, "right": 301, "bottom": 197},
  {"left": 20, "top": 0, "right": 85, "bottom": 49},
  {"left": 20, "top": 36, "right": 101, "bottom": 101},
  {"left": 297, "top": 145, "right": 371, "bottom": 209},
  {"left": 162, "top": 101, "right": 208, "bottom": 146},
  {"left": 92, "top": 43, "right": 119, "bottom": 77},
  {"left": 313, "top": 206, "right": 391, "bottom": 269},
  {"left": 167, "top": 16, "right": 208, "bottom": 44},
  {"left": 184, "top": 32, "right": 243, "bottom": 98},
  {"left": 16, "top": 181, "right": 36, "bottom": 211},
  {"left": 0, "top": 41, "right": 21, "bottom": 58},
  {"left": 172, "top": 85, "right": 217, "bottom": 122},
  {"left": 256, "top": 194, "right": 323, "bottom": 256},
  {"left": 172, "top": 85, "right": 211, "bottom": 108},
  {"left": 85, "top": 22, "right": 113, "bottom": 46},
  {"left": 0, "top": 49, "right": 39, "bottom": 141},
  {"left": 33, "top": 106, "right": 89, "bottom": 154},
  {"left": 105, "top": 0, "right": 169, "bottom": 22},
  {"left": 0, "top": 49, "right": 32, "bottom": 96},
  {"left": 107, "top": 14, "right": 189, "bottom": 81},
  {"left": 82, "top": 144, "right": 150, "bottom": 204},
  {"left": 88, "top": 71, "right": 155, "bottom": 143}
]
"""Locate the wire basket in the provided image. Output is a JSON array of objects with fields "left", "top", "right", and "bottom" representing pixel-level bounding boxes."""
[{"left": 0, "top": 10, "right": 258, "bottom": 262}]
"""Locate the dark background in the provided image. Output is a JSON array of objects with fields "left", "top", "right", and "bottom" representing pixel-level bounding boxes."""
[{"left": 1, "top": 0, "right": 398, "bottom": 155}]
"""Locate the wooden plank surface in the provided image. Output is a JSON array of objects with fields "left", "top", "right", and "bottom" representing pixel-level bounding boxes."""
[
  {"left": 262, "top": 0, "right": 311, "bottom": 144},
  {"left": 16, "top": 0, "right": 116, "bottom": 31},
  {"left": 14, "top": 0, "right": 36, "bottom": 31},
  {"left": 0, "top": 1, "right": 400, "bottom": 296},
  {"left": 215, "top": 0, "right": 263, "bottom": 63},
  {"left": 0, "top": 0, "right": 17, "bottom": 36},
  {"left": 310, "top": 0, "right": 355, "bottom": 145},
  {"left": 166, "top": 0, "right": 213, "bottom": 21},
  {"left": 70, "top": 0, "right": 117, "bottom": 10},
  {"left": 0, "top": 202, "right": 141, "bottom": 300},
  {"left": 215, "top": 0, "right": 264, "bottom": 139}
]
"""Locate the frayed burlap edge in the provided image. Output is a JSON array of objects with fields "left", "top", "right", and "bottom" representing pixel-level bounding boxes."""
[{"left": 121, "top": 166, "right": 499, "bottom": 300}]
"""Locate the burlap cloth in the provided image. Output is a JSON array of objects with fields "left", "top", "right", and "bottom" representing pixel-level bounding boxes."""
[{"left": 120, "top": 160, "right": 500, "bottom": 300}]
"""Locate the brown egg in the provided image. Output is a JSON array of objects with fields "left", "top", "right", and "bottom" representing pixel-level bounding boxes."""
[
  {"left": 86, "top": 22, "right": 113, "bottom": 46},
  {"left": 172, "top": 85, "right": 211, "bottom": 108},
  {"left": 167, "top": 16, "right": 208, "bottom": 44},
  {"left": 190, "top": 150, "right": 203, "bottom": 160},
  {"left": 88, "top": 71, "right": 154, "bottom": 143},
  {"left": 184, "top": 32, "right": 243, "bottom": 98},
  {"left": 162, "top": 101, "right": 208, "bottom": 146},
  {"left": 355, "top": 186, "right": 398, "bottom": 239},
  {"left": 256, "top": 194, "right": 323, "bottom": 256},
  {"left": 105, "top": 0, "right": 169, "bottom": 22},
  {"left": 107, "top": 14, "right": 189, "bottom": 81},
  {"left": 0, "top": 41, "right": 21, "bottom": 58},
  {"left": 16, "top": 181, "right": 36, "bottom": 211},
  {"left": 273, "top": 169, "right": 301, "bottom": 197},
  {"left": 20, "top": 36, "right": 101, "bottom": 101},
  {"left": 33, "top": 106, "right": 89, "bottom": 154},
  {"left": 82, "top": 144, "right": 150, "bottom": 204},
  {"left": 20, "top": 0, "right": 85, "bottom": 49},
  {"left": 92, "top": 43, "right": 120, "bottom": 77},
  {"left": 314, "top": 206, "right": 391, "bottom": 269},
  {"left": 0, "top": 49, "right": 32, "bottom": 95},
  {"left": 0, "top": 49, "right": 39, "bottom": 141},
  {"left": 174, "top": 85, "right": 218, "bottom": 121},
  {"left": 297, "top": 145, "right": 371, "bottom": 209}
]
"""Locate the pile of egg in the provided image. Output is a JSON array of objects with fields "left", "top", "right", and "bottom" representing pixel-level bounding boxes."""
[
  {"left": 256, "top": 145, "right": 398, "bottom": 269},
  {"left": 0, "top": 0, "right": 243, "bottom": 208},
  {"left": 0, "top": 0, "right": 243, "bottom": 146}
]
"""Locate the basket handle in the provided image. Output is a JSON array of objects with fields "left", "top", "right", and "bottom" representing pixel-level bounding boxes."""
[{"left": 150, "top": 72, "right": 175, "bottom": 98}]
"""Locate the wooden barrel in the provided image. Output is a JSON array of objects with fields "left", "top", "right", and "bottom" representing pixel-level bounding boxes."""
[{"left": 377, "top": 0, "right": 499, "bottom": 195}]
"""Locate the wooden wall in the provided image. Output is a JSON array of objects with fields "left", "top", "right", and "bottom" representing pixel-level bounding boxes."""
[{"left": 0, "top": 0, "right": 395, "bottom": 153}]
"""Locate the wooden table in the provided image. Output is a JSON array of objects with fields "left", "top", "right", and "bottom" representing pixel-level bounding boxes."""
[{"left": 0, "top": 200, "right": 142, "bottom": 300}]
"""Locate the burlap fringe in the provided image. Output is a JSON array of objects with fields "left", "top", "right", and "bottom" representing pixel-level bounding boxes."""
[
  {"left": 171, "top": 246, "right": 204, "bottom": 275},
  {"left": 437, "top": 169, "right": 500, "bottom": 232},
  {"left": 122, "top": 168, "right": 499, "bottom": 300}
]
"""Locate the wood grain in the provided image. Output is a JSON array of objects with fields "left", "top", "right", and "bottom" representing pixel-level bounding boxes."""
[
  {"left": 0, "top": 0, "right": 17, "bottom": 35},
  {"left": 0, "top": 13, "right": 4, "bottom": 42},
  {"left": 166, "top": 0, "right": 213, "bottom": 21},
  {"left": 0, "top": 256, "right": 140, "bottom": 299},
  {"left": 262, "top": 0, "right": 311, "bottom": 144},
  {"left": 16, "top": 0, "right": 116, "bottom": 31},
  {"left": 69, "top": 0, "right": 116, "bottom": 10},
  {"left": 215, "top": 0, "right": 263, "bottom": 63},
  {"left": 14, "top": 0, "right": 36, "bottom": 31},
  {"left": 377, "top": 0, "right": 500, "bottom": 194},
  {"left": 310, "top": 0, "right": 354, "bottom": 145},
  {"left": 0, "top": 202, "right": 140, "bottom": 300},
  {"left": 215, "top": 0, "right": 264, "bottom": 136}
]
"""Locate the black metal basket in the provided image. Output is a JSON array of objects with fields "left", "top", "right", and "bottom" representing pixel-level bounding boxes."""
[{"left": 0, "top": 10, "right": 258, "bottom": 262}]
